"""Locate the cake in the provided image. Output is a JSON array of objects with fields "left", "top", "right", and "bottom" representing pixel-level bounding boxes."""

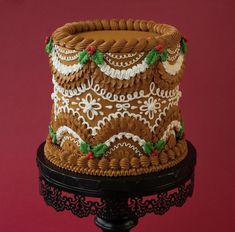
[{"left": 44, "top": 19, "right": 188, "bottom": 176}]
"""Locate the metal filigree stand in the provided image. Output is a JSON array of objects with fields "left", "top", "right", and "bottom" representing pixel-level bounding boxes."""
[{"left": 37, "top": 141, "right": 196, "bottom": 232}]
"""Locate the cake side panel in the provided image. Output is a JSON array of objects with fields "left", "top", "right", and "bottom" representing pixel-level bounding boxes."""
[{"left": 44, "top": 24, "right": 188, "bottom": 176}]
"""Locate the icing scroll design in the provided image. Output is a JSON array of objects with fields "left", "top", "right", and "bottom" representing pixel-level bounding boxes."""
[
  {"left": 52, "top": 76, "right": 180, "bottom": 102},
  {"left": 52, "top": 77, "right": 181, "bottom": 135}
]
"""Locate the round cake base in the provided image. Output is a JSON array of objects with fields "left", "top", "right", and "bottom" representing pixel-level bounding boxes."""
[{"left": 44, "top": 137, "right": 188, "bottom": 177}]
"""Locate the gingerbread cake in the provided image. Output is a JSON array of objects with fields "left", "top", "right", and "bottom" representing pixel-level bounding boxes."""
[{"left": 44, "top": 19, "right": 188, "bottom": 176}]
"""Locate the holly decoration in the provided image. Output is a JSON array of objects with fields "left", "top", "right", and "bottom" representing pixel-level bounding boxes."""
[
  {"left": 49, "top": 126, "right": 57, "bottom": 144},
  {"left": 143, "top": 139, "right": 166, "bottom": 156},
  {"left": 145, "top": 44, "right": 167, "bottom": 65},
  {"left": 78, "top": 46, "right": 104, "bottom": 65},
  {"left": 80, "top": 142, "right": 108, "bottom": 159},
  {"left": 176, "top": 121, "right": 185, "bottom": 139},
  {"left": 180, "top": 37, "right": 187, "bottom": 54},
  {"left": 45, "top": 36, "right": 53, "bottom": 54}
]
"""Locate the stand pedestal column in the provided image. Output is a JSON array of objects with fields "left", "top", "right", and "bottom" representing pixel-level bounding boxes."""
[{"left": 95, "top": 197, "right": 138, "bottom": 232}]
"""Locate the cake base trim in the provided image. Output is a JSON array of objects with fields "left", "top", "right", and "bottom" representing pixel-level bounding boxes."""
[{"left": 44, "top": 138, "right": 188, "bottom": 177}]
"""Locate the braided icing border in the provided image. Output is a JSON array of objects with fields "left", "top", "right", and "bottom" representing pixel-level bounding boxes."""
[{"left": 52, "top": 19, "right": 181, "bottom": 52}]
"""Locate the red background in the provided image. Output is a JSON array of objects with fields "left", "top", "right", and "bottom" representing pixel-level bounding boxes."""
[{"left": 0, "top": 0, "right": 234, "bottom": 231}]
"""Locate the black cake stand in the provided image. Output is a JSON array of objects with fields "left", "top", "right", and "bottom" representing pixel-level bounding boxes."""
[{"left": 36, "top": 141, "right": 196, "bottom": 232}]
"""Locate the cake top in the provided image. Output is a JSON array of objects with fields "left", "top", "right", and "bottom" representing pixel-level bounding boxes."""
[{"left": 52, "top": 19, "right": 181, "bottom": 52}]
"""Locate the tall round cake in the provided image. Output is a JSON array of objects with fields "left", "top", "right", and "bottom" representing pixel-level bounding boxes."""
[{"left": 44, "top": 19, "right": 188, "bottom": 176}]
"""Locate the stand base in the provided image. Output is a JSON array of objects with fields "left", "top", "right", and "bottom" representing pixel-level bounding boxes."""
[
  {"left": 95, "top": 217, "right": 138, "bottom": 232},
  {"left": 37, "top": 140, "right": 196, "bottom": 232}
]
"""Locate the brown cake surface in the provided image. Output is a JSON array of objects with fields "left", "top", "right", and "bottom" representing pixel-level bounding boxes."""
[{"left": 44, "top": 19, "right": 188, "bottom": 176}]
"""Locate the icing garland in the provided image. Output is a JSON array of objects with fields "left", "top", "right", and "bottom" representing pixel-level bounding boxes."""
[
  {"left": 49, "top": 37, "right": 187, "bottom": 78},
  {"left": 51, "top": 120, "right": 184, "bottom": 158}
]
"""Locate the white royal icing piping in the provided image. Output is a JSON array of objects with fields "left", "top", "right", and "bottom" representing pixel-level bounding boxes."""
[
  {"left": 106, "top": 52, "right": 138, "bottom": 59},
  {"left": 104, "top": 132, "right": 146, "bottom": 147},
  {"left": 52, "top": 76, "right": 180, "bottom": 101},
  {"left": 52, "top": 44, "right": 184, "bottom": 78},
  {"left": 104, "top": 52, "right": 145, "bottom": 68},
  {"left": 162, "top": 53, "right": 184, "bottom": 75},
  {"left": 61, "top": 135, "right": 80, "bottom": 147},
  {"left": 161, "top": 120, "right": 181, "bottom": 140},
  {"left": 56, "top": 126, "right": 84, "bottom": 144},
  {"left": 54, "top": 44, "right": 77, "bottom": 54},
  {"left": 98, "top": 60, "right": 149, "bottom": 80},
  {"left": 51, "top": 48, "right": 84, "bottom": 75},
  {"left": 55, "top": 120, "right": 181, "bottom": 152},
  {"left": 105, "top": 142, "right": 142, "bottom": 156},
  {"left": 53, "top": 77, "right": 181, "bottom": 135},
  {"left": 167, "top": 44, "right": 181, "bottom": 55}
]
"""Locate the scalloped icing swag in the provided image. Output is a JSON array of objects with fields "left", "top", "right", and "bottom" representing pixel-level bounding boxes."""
[{"left": 48, "top": 120, "right": 184, "bottom": 159}]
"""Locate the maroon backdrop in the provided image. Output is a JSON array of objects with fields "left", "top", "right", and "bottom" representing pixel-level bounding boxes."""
[{"left": 0, "top": 0, "right": 234, "bottom": 231}]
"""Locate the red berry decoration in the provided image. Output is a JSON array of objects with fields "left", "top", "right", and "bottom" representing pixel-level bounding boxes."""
[
  {"left": 155, "top": 44, "right": 163, "bottom": 53},
  {"left": 183, "top": 36, "right": 188, "bottom": 43},
  {"left": 87, "top": 46, "right": 96, "bottom": 55},
  {"left": 151, "top": 150, "right": 158, "bottom": 156},
  {"left": 45, "top": 36, "right": 50, "bottom": 44},
  {"left": 48, "top": 137, "right": 52, "bottom": 144},
  {"left": 86, "top": 151, "right": 94, "bottom": 159}
]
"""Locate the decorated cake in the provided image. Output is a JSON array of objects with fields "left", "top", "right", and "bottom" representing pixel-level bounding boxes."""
[{"left": 44, "top": 19, "right": 188, "bottom": 176}]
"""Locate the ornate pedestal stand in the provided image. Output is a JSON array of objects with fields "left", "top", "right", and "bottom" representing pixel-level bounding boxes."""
[{"left": 36, "top": 141, "right": 196, "bottom": 232}]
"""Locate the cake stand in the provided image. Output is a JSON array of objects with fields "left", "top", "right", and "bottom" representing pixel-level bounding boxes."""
[{"left": 36, "top": 141, "right": 196, "bottom": 232}]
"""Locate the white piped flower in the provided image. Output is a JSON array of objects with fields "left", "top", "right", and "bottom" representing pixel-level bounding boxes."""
[
  {"left": 78, "top": 93, "right": 102, "bottom": 120},
  {"left": 140, "top": 97, "right": 161, "bottom": 120}
]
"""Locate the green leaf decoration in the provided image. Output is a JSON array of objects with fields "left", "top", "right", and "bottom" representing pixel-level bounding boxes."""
[
  {"left": 180, "top": 38, "right": 187, "bottom": 54},
  {"left": 145, "top": 49, "right": 159, "bottom": 65},
  {"left": 49, "top": 126, "right": 54, "bottom": 137},
  {"left": 48, "top": 125, "right": 56, "bottom": 144},
  {"left": 79, "top": 50, "right": 90, "bottom": 64},
  {"left": 45, "top": 37, "right": 53, "bottom": 54},
  {"left": 154, "top": 140, "right": 166, "bottom": 152},
  {"left": 177, "top": 121, "right": 185, "bottom": 138},
  {"left": 92, "top": 144, "right": 108, "bottom": 158},
  {"left": 52, "top": 134, "right": 57, "bottom": 144},
  {"left": 160, "top": 49, "right": 167, "bottom": 61},
  {"left": 143, "top": 142, "right": 154, "bottom": 155},
  {"left": 80, "top": 142, "right": 91, "bottom": 154},
  {"left": 92, "top": 50, "right": 104, "bottom": 65}
]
